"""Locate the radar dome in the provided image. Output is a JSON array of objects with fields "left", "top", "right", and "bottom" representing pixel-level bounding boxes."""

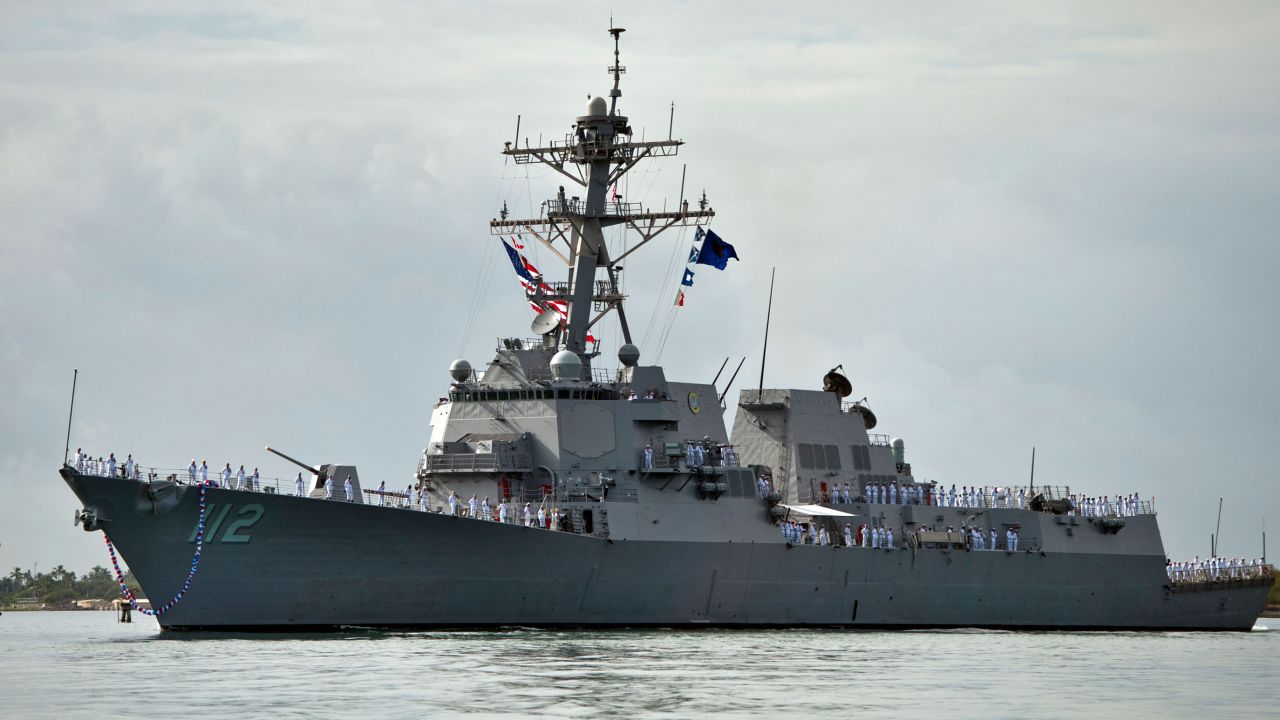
[
  {"left": 618, "top": 343, "right": 640, "bottom": 367},
  {"left": 586, "top": 96, "right": 607, "bottom": 116},
  {"left": 891, "top": 437, "right": 905, "bottom": 465},
  {"left": 550, "top": 350, "right": 582, "bottom": 381},
  {"left": 449, "top": 359, "right": 472, "bottom": 382}
]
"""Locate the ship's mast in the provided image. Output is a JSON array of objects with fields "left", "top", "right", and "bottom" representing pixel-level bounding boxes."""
[{"left": 490, "top": 28, "right": 714, "bottom": 365}]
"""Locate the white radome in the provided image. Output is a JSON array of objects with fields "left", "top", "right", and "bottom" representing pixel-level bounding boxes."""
[
  {"left": 587, "top": 96, "right": 607, "bottom": 116},
  {"left": 550, "top": 350, "right": 582, "bottom": 381},
  {"left": 449, "top": 359, "right": 472, "bottom": 382}
]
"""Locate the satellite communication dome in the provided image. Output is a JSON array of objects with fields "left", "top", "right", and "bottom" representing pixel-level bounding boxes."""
[
  {"left": 449, "top": 359, "right": 472, "bottom": 383},
  {"left": 550, "top": 350, "right": 582, "bottom": 381},
  {"left": 587, "top": 96, "right": 607, "bottom": 116},
  {"left": 618, "top": 343, "right": 640, "bottom": 367}
]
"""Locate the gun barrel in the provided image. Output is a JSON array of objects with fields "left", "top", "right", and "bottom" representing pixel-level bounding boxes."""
[{"left": 265, "top": 445, "right": 318, "bottom": 474}]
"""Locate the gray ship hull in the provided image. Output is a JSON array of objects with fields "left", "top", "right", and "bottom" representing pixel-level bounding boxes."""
[{"left": 63, "top": 469, "right": 1270, "bottom": 632}]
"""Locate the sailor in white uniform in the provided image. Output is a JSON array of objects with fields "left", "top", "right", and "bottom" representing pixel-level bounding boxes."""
[
  {"left": 467, "top": 494, "right": 478, "bottom": 517},
  {"left": 644, "top": 443, "right": 654, "bottom": 469},
  {"left": 124, "top": 454, "right": 134, "bottom": 479},
  {"left": 236, "top": 465, "right": 246, "bottom": 491},
  {"left": 345, "top": 475, "right": 354, "bottom": 502},
  {"left": 536, "top": 506, "right": 547, "bottom": 528},
  {"left": 1010, "top": 529, "right": 1019, "bottom": 552},
  {"left": 885, "top": 527, "right": 894, "bottom": 550},
  {"left": 990, "top": 528, "right": 997, "bottom": 550},
  {"left": 295, "top": 472, "right": 305, "bottom": 497},
  {"left": 449, "top": 491, "right": 460, "bottom": 516},
  {"left": 376, "top": 481, "right": 386, "bottom": 506},
  {"left": 686, "top": 441, "right": 697, "bottom": 467},
  {"left": 843, "top": 524, "right": 853, "bottom": 547},
  {"left": 889, "top": 484, "right": 898, "bottom": 505},
  {"left": 325, "top": 478, "right": 334, "bottom": 500},
  {"left": 522, "top": 502, "right": 532, "bottom": 526},
  {"left": 188, "top": 460, "right": 198, "bottom": 484},
  {"left": 222, "top": 463, "right": 233, "bottom": 487},
  {"left": 481, "top": 496, "right": 492, "bottom": 520},
  {"left": 251, "top": 468, "right": 260, "bottom": 492},
  {"left": 498, "top": 499, "right": 509, "bottom": 523},
  {"left": 74, "top": 448, "right": 84, "bottom": 470},
  {"left": 871, "top": 526, "right": 881, "bottom": 549},
  {"left": 419, "top": 488, "right": 429, "bottom": 512}
]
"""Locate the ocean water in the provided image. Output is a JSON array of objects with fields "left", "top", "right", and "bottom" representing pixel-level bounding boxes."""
[{"left": 1, "top": 612, "right": 1276, "bottom": 719}]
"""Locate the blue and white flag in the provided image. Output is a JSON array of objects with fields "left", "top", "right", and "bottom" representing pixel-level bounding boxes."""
[{"left": 681, "top": 268, "right": 695, "bottom": 287}]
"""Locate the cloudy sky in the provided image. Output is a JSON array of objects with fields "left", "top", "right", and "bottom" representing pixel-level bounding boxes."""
[{"left": 2, "top": 1, "right": 1277, "bottom": 574}]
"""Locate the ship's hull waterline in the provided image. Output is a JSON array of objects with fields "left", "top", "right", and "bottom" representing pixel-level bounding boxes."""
[{"left": 64, "top": 470, "right": 1269, "bottom": 632}]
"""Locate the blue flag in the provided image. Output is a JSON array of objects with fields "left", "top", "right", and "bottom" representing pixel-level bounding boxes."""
[
  {"left": 502, "top": 239, "right": 533, "bottom": 282},
  {"left": 688, "top": 245, "right": 699, "bottom": 264},
  {"left": 693, "top": 229, "right": 739, "bottom": 270},
  {"left": 681, "top": 268, "right": 695, "bottom": 287}
]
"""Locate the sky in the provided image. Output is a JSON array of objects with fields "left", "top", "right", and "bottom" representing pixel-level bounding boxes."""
[{"left": 2, "top": 1, "right": 1278, "bottom": 574}]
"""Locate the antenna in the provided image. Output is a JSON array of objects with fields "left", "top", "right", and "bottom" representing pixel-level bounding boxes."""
[
  {"left": 822, "top": 365, "right": 852, "bottom": 397},
  {"left": 1214, "top": 497, "right": 1223, "bottom": 557},
  {"left": 678, "top": 164, "right": 686, "bottom": 213},
  {"left": 531, "top": 308, "right": 560, "bottom": 336},
  {"left": 1029, "top": 446, "right": 1036, "bottom": 494},
  {"left": 757, "top": 268, "right": 776, "bottom": 400},
  {"left": 718, "top": 357, "right": 746, "bottom": 404},
  {"left": 63, "top": 368, "right": 78, "bottom": 465},
  {"left": 608, "top": 26, "right": 626, "bottom": 115},
  {"left": 668, "top": 101, "right": 675, "bottom": 140},
  {"left": 711, "top": 357, "right": 730, "bottom": 386}
]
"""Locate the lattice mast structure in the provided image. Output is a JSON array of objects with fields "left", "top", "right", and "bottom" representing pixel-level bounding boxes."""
[{"left": 489, "top": 27, "right": 715, "bottom": 368}]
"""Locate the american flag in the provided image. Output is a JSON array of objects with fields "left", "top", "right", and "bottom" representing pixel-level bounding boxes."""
[{"left": 502, "top": 239, "right": 593, "bottom": 342}]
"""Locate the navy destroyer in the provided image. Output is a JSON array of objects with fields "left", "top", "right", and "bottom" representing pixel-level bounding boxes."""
[{"left": 61, "top": 29, "right": 1272, "bottom": 631}]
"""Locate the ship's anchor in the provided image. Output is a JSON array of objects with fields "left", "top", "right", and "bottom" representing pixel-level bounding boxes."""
[{"left": 73, "top": 508, "right": 100, "bottom": 531}]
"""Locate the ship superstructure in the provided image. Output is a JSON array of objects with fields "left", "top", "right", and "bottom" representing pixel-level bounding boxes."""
[{"left": 60, "top": 29, "right": 1272, "bottom": 631}]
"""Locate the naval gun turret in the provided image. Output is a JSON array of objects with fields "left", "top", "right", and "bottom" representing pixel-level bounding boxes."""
[{"left": 266, "top": 445, "right": 363, "bottom": 503}]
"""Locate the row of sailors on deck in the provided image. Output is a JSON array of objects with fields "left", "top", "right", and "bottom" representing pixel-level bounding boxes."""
[
  {"left": 446, "top": 491, "right": 565, "bottom": 528},
  {"left": 74, "top": 450, "right": 140, "bottom": 480},
  {"left": 188, "top": 460, "right": 263, "bottom": 491},
  {"left": 782, "top": 521, "right": 870, "bottom": 548},
  {"left": 1073, "top": 493, "right": 1145, "bottom": 517},
  {"left": 782, "top": 521, "right": 1022, "bottom": 551},
  {"left": 642, "top": 439, "right": 738, "bottom": 469},
  {"left": 833, "top": 481, "right": 1028, "bottom": 509},
  {"left": 1167, "top": 557, "right": 1271, "bottom": 583}
]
